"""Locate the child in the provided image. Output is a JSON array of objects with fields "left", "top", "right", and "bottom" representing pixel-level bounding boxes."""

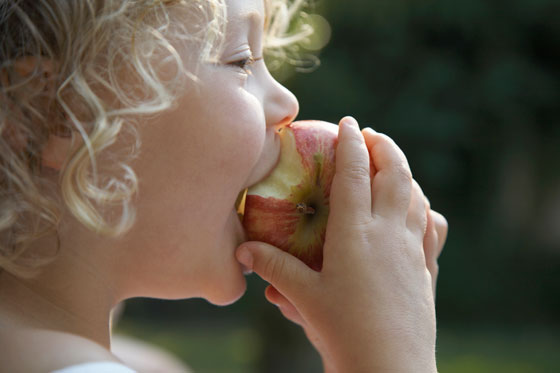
[{"left": 0, "top": 0, "right": 447, "bottom": 372}]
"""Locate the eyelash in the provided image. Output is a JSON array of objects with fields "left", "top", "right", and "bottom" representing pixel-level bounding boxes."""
[{"left": 228, "top": 56, "right": 262, "bottom": 74}]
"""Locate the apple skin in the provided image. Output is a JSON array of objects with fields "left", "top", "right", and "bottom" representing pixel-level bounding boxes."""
[{"left": 242, "top": 120, "right": 338, "bottom": 271}]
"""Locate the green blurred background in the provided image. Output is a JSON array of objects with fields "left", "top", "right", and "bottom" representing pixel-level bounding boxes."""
[{"left": 116, "top": 0, "right": 560, "bottom": 371}]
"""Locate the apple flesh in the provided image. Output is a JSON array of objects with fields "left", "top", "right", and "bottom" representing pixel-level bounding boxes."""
[{"left": 242, "top": 120, "right": 338, "bottom": 271}]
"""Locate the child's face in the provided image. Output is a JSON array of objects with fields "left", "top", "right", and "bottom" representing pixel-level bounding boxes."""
[{"left": 113, "top": 0, "right": 298, "bottom": 305}]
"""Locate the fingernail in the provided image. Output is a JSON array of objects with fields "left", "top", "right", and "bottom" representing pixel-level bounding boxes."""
[{"left": 236, "top": 246, "right": 253, "bottom": 271}]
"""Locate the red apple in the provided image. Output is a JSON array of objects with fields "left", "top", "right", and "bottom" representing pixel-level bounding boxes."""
[{"left": 241, "top": 120, "right": 338, "bottom": 271}]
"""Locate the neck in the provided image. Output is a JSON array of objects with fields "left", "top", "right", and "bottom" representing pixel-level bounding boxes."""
[{"left": 0, "top": 255, "right": 118, "bottom": 349}]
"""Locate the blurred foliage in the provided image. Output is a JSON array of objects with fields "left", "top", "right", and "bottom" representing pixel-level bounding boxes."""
[
  {"left": 436, "top": 326, "right": 560, "bottom": 372},
  {"left": 116, "top": 319, "right": 560, "bottom": 372},
  {"left": 119, "top": 0, "right": 560, "bottom": 371},
  {"left": 288, "top": 0, "right": 560, "bottom": 326}
]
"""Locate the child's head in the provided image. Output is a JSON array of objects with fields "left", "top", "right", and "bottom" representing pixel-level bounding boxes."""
[{"left": 0, "top": 0, "right": 309, "bottom": 304}]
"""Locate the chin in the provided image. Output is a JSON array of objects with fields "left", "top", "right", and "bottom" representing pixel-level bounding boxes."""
[
  {"left": 205, "top": 271, "right": 248, "bottom": 306},
  {"left": 196, "top": 198, "right": 250, "bottom": 306}
]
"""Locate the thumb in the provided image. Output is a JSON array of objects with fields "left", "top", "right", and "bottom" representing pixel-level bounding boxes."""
[{"left": 236, "top": 241, "right": 317, "bottom": 302}]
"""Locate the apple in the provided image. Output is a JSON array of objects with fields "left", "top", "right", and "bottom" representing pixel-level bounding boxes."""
[{"left": 241, "top": 120, "right": 338, "bottom": 271}]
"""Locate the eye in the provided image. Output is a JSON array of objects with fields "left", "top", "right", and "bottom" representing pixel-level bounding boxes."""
[
  {"left": 229, "top": 57, "right": 255, "bottom": 73},
  {"left": 227, "top": 56, "right": 263, "bottom": 75}
]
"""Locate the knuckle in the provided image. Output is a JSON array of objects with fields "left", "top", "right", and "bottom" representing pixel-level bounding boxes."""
[
  {"left": 439, "top": 222, "right": 448, "bottom": 239},
  {"left": 332, "top": 212, "right": 371, "bottom": 236},
  {"left": 412, "top": 179, "right": 428, "bottom": 204},
  {"left": 412, "top": 181, "right": 427, "bottom": 207},
  {"left": 439, "top": 214, "right": 449, "bottom": 232},
  {"left": 379, "top": 133, "right": 405, "bottom": 156},
  {"left": 423, "top": 193, "right": 431, "bottom": 210},
  {"left": 433, "top": 211, "right": 449, "bottom": 238},
  {"left": 377, "top": 134, "right": 412, "bottom": 180},
  {"left": 340, "top": 133, "right": 366, "bottom": 154},
  {"left": 341, "top": 161, "right": 371, "bottom": 183},
  {"left": 348, "top": 219, "right": 373, "bottom": 235},
  {"left": 424, "top": 197, "right": 431, "bottom": 213},
  {"left": 392, "top": 162, "right": 413, "bottom": 184},
  {"left": 263, "top": 255, "right": 286, "bottom": 284},
  {"left": 428, "top": 261, "right": 439, "bottom": 277},
  {"left": 378, "top": 133, "right": 396, "bottom": 146}
]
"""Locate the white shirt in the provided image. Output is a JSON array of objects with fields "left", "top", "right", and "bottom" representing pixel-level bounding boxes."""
[{"left": 52, "top": 362, "right": 137, "bottom": 373}]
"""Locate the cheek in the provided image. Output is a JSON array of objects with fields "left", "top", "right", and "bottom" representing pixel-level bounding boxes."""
[{"left": 206, "top": 91, "right": 266, "bottom": 179}]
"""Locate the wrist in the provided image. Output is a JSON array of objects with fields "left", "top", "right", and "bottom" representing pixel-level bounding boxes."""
[{"left": 328, "top": 330, "right": 437, "bottom": 373}]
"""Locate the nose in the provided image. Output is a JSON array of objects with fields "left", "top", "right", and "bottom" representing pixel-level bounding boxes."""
[{"left": 264, "top": 74, "right": 299, "bottom": 130}]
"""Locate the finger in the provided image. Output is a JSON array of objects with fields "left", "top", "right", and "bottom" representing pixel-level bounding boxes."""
[
  {"left": 329, "top": 116, "right": 373, "bottom": 225},
  {"left": 423, "top": 207, "right": 439, "bottom": 264},
  {"left": 432, "top": 210, "right": 448, "bottom": 257},
  {"left": 236, "top": 241, "right": 318, "bottom": 305},
  {"left": 265, "top": 285, "right": 306, "bottom": 326},
  {"left": 423, "top": 209, "right": 439, "bottom": 298},
  {"left": 264, "top": 284, "right": 284, "bottom": 305},
  {"left": 362, "top": 128, "right": 412, "bottom": 220},
  {"left": 406, "top": 180, "right": 428, "bottom": 239},
  {"left": 361, "top": 127, "right": 378, "bottom": 212}
]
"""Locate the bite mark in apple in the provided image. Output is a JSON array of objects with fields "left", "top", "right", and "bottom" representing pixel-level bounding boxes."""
[{"left": 242, "top": 121, "right": 338, "bottom": 271}]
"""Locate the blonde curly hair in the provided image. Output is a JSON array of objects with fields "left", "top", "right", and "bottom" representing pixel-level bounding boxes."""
[{"left": 0, "top": 0, "right": 317, "bottom": 278}]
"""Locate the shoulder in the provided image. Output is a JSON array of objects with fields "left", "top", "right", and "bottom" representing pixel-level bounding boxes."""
[{"left": 0, "top": 328, "right": 125, "bottom": 372}]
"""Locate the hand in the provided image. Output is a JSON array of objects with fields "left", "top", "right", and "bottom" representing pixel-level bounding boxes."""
[
  {"left": 236, "top": 116, "right": 446, "bottom": 372},
  {"left": 264, "top": 196, "right": 448, "bottom": 372},
  {"left": 264, "top": 198, "right": 448, "bottom": 372}
]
